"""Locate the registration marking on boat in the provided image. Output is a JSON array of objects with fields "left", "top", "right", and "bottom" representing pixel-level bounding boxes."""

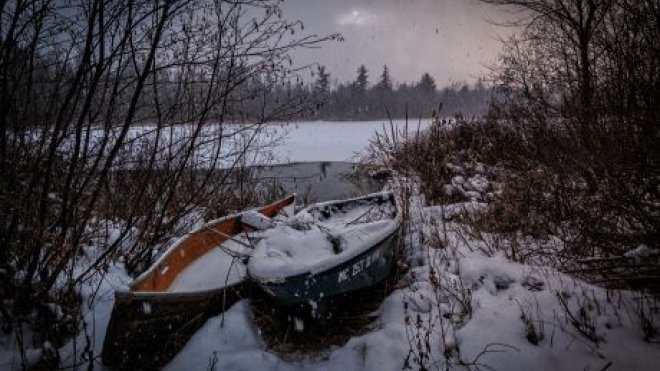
[{"left": 337, "top": 248, "right": 382, "bottom": 284}]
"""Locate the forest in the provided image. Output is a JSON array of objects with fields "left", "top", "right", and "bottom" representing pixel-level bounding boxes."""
[{"left": 306, "top": 65, "right": 491, "bottom": 120}]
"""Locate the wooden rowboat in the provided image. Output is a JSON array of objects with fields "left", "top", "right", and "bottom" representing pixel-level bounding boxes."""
[
  {"left": 101, "top": 195, "right": 295, "bottom": 369},
  {"left": 248, "top": 192, "right": 402, "bottom": 316}
]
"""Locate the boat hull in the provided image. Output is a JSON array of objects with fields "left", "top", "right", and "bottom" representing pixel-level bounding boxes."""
[
  {"left": 101, "top": 282, "right": 250, "bottom": 370},
  {"left": 101, "top": 195, "right": 295, "bottom": 369},
  {"left": 255, "top": 227, "right": 400, "bottom": 307}
]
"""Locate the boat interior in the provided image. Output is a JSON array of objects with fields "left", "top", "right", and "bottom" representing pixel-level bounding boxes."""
[{"left": 130, "top": 195, "right": 296, "bottom": 293}]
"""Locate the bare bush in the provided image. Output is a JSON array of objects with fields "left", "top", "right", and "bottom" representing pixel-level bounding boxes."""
[
  {"left": 472, "top": 0, "right": 660, "bottom": 291},
  {"left": 0, "top": 0, "right": 336, "bottom": 366},
  {"left": 363, "top": 3, "right": 660, "bottom": 360}
]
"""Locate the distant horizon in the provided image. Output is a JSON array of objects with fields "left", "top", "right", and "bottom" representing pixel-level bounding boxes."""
[{"left": 320, "top": 65, "right": 491, "bottom": 91}]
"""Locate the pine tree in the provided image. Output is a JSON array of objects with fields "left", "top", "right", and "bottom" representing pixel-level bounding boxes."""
[
  {"left": 315, "top": 65, "right": 330, "bottom": 94},
  {"left": 376, "top": 65, "right": 392, "bottom": 91},
  {"left": 417, "top": 72, "right": 436, "bottom": 94},
  {"left": 313, "top": 65, "right": 331, "bottom": 115},
  {"left": 354, "top": 64, "right": 368, "bottom": 94}
]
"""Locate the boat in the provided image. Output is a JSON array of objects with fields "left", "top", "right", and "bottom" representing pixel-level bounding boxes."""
[
  {"left": 101, "top": 195, "right": 296, "bottom": 369},
  {"left": 247, "top": 191, "right": 402, "bottom": 315}
]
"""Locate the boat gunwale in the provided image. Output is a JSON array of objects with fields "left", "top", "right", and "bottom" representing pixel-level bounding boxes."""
[
  {"left": 114, "top": 280, "right": 247, "bottom": 302},
  {"left": 301, "top": 190, "right": 396, "bottom": 214}
]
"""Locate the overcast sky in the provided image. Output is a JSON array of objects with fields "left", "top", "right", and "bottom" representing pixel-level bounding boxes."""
[{"left": 280, "top": 0, "right": 510, "bottom": 88}]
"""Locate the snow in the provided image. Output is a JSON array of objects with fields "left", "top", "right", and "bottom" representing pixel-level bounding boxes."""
[
  {"left": 164, "top": 301, "right": 281, "bottom": 371},
  {"left": 54, "top": 120, "right": 432, "bottom": 169},
  {"left": 276, "top": 203, "right": 297, "bottom": 220},
  {"left": 242, "top": 210, "right": 275, "bottom": 230},
  {"left": 58, "top": 263, "right": 132, "bottom": 370},
  {"left": 166, "top": 299, "right": 411, "bottom": 371},
  {"left": 167, "top": 244, "right": 247, "bottom": 292},
  {"left": 395, "top": 172, "right": 660, "bottom": 371},
  {"left": 316, "top": 322, "right": 409, "bottom": 371},
  {"left": 454, "top": 251, "right": 660, "bottom": 371},
  {"left": 294, "top": 317, "right": 305, "bottom": 333},
  {"left": 171, "top": 172, "right": 660, "bottom": 371},
  {"left": 6, "top": 220, "right": 134, "bottom": 370},
  {"left": 466, "top": 174, "right": 490, "bottom": 193},
  {"left": 425, "top": 201, "right": 488, "bottom": 221},
  {"left": 273, "top": 120, "right": 431, "bottom": 163},
  {"left": 248, "top": 193, "right": 400, "bottom": 280},
  {"left": 131, "top": 212, "right": 255, "bottom": 291},
  {"left": 248, "top": 220, "right": 395, "bottom": 280},
  {"left": 625, "top": 244, "right": 654, "bottom": 259}
]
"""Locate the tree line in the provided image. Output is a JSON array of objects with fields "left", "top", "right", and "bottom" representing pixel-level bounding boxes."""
[
  {"left": 312, "top": 65, "right": 492, "bottom": 120},
  {"left": 236, "top": 64, "right": 493, "bottom": 122}
]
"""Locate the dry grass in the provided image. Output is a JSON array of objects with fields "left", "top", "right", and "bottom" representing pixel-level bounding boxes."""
[{"left": 365, "top": 114, "right": 659, "bottom": 292}]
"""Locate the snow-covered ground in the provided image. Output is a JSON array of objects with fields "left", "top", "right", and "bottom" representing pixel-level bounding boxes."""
[
  {"left": 165, "top": 172, "right": 660, "bottom": 370},
  {"left": 5, "top": 175, "right": 659, "bottom": 371},
  {"left": 49, "top": 119, "right": 432, "bottom": 169},
  {"left": 4, "top": 121, "right": 659, "bottom": 370}
]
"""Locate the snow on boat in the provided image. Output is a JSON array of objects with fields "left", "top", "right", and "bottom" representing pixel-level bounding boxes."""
[
  {"left": 101, "top": 195, "right": 295, "bottom": 369},
  {"left": 248, "top": 191, "right": 402, "bottom": 311}
]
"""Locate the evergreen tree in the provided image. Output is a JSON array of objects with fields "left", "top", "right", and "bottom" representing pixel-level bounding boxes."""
[
  {"left": 376, "top": 65, "right": 392, "bottom": 91},
  {"left": 355, "top": 64, "right": 368, "bottom": 94},
  {"left": 313, "top": 65, "right": 331, "bottom": 115},
  {"left": 417, "top": 72, "right": 436, "bottom": 94},
  {"left": 315, "top": 65, "right": 330, "bottom": 94}
]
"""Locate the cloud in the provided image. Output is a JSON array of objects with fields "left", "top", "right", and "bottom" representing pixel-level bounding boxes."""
[
  {"left": 337, "top": 9, "right": 376, "bottom": 26},
  {"left": 282, "top": 0, "right": 509, "bottom": 84}
]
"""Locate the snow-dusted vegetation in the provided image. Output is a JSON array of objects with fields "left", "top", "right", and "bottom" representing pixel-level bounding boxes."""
[{"left": 0, "top": 0, "right": 338, "bottom": 368}]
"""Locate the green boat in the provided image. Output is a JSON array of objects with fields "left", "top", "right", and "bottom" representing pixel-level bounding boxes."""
[{"left": 247, "top": 192, "right": 402, "bottom": 315}]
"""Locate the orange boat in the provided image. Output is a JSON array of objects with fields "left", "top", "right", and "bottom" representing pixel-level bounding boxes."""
[{"left": 101, "top": 195, "right": 296, "bottom": 369}]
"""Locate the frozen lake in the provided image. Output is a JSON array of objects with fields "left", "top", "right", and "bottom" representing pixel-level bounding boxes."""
[
  {"left": 270, "top": 119, "right": 432, "bottom": 164},
  {"left": 253, "top": 120, "right": 431, "bottom": 201},
  {"left": 53, "top": 119, "right": 432, "bottom": 169},
  {"left": 254, "top": 161, "right": 384, "bottom": 202}
]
